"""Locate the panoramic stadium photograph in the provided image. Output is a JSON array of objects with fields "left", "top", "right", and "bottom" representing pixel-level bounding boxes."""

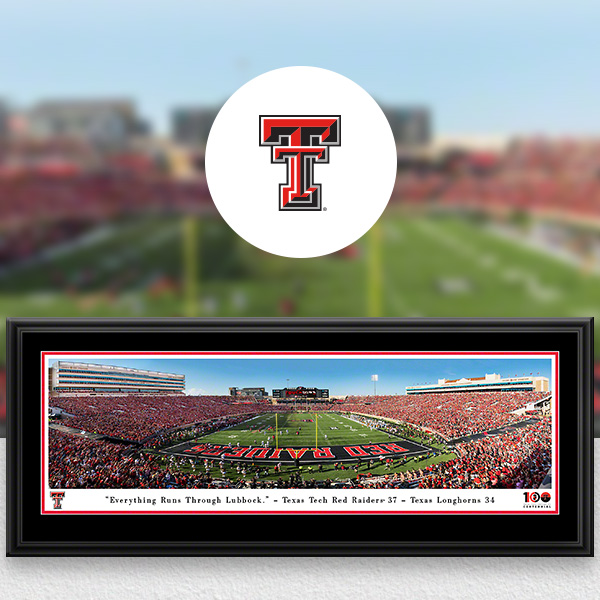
[{"left": 43, "top": 352, "right": 556, "bottom": 514}]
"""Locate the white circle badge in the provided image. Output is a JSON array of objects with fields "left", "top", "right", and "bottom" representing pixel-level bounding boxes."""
[{"left": 205, "top": 66, "right": 397, "bottom": 258}]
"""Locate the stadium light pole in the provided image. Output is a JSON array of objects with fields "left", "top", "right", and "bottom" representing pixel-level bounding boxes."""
[
  {"left": 287, "top": 378, "right": 293, "bottom": 411},
  {"left": 372, "top": 374, "right": 378, "bottom": 396}
]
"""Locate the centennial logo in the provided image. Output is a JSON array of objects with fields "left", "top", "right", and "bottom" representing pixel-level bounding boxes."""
[
  {"left": 259, "top": 116, "right": 341, "bottom": 211},
  {"left": 523, "top": 491, "right": 552, "bottom": 505}
]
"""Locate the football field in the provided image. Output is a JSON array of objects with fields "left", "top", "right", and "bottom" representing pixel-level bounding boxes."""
[
  {"left": 157, "top": 411, "right": 447, "bottom": 482},
  {"left": 175, "top": 411, "right": 429, "bottom": 452}
]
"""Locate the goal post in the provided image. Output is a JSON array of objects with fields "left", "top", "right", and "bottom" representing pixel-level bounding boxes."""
[{"left": 182, "top": 215, "right": 199, "bottom": 317}]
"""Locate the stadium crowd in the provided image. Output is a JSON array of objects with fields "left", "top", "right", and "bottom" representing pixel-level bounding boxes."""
[
  {"left": 0, "top": 173, "right": 211, "bottom": 229},
  {"left": 50, "top": 394, "right": 280, "bottom": 442},
  {"left": 341, "top": 391, "right": 547, "bottom": 439},
  {"left": 416, "top": 417, "right": 552, "bottom": 489},
  {"left": 394, "top": 138, "right": 600, "bottom": 219},
  {"left": 48, "top": 429, "right": 215, "bottom": 489},
  {"left": 0, "top": 173, "right": 212, "bottom": 267},
  {"left": 49, "top": 413, "right": 552, "bottom": 491}
]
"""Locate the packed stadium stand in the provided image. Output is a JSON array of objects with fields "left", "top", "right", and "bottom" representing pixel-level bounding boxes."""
[
  {"left": 340, "top": 391, "right": 548, "bottom": 440},
  {"left": 50, "top": 394, "right": 279, "bottom": 442},
  {"left": 48, "top": 428, "right": 217, "bottom": 489},
  {"left": 0, "top": 173, "right": 212, "bottom": 264},
  {"left": 415, "top": 417, "right": 552, "bottom": 490},
  {"left": 394, "top": 138, "right": 600, "bottom": 219}
]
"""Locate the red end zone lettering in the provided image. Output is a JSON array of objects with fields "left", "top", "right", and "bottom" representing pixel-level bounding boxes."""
[
  {"left": 202, "top": 445, "right": 227, "bottom": 456},
  {"left": 313, "top": 447, "right": 334, "bottom": 459},
  {"left": 222, "top": 447, "right": 250, "bottom": 458},
  {"left": 179, "top": 441, "right": 409, "bottom": 462},
  {"left": 245, "top": 447, "right": 271, "bottom": 459},
  {"left": 363, "top": 444, "right": 391, "bottom": 455},
  {"left": 381, "top": 443, "right": 409, "bottom": 453},
  {"left": 184, "top": 444, "right": 207, "bottom": 453},
  {"left": 344, "top": 446, "right": 369, "bottom": 457}
]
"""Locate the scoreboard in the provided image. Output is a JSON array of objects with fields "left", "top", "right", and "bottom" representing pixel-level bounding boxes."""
[{"left": 272, "top": 386, "right": 329, "bottom": 400}]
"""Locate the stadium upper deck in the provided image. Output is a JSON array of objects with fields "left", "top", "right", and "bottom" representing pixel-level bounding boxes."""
[
  {"left": 49, "top": 361, "right": 185, "bottom": 395},
  {"left": 406, "top": 373, "right": 549, "bottom": 395}
]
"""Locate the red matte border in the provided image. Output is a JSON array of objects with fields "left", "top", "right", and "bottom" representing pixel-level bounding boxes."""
[{"left": 41, "top": 350, "right": 559, "bottom": 516}]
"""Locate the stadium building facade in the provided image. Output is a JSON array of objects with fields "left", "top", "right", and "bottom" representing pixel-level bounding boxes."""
[
  {"left": 49, "top": 361, "right": 185, "bottom": 396},
  {"left": 229, "top": 387, "right": 268, "bottom": 399},
  {"left": 28, "top": 100, "right": 148, "bottom": 147},
  {"left": 406, "top": 373, "right": 549, "bottom": 395}
]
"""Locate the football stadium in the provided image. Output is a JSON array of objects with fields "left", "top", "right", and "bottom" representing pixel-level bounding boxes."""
[{"left": 48, "top": 360, "right": 553, "bottom": 490}]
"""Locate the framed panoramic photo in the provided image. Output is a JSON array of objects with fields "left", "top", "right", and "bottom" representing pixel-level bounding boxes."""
[{"left": 6, "top": 318, "right": 593, "bottom": 556}]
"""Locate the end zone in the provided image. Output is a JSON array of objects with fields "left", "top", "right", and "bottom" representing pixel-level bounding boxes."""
[{"left": 159, "top": 438, "right": 434, "bottom": 464}]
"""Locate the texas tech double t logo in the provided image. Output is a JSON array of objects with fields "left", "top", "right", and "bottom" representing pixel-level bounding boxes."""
[{"left": 260, "top": 116, "right": 341, "bottom": 211}]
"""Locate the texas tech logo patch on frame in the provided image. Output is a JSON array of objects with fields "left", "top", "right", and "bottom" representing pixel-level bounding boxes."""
[{"left": 259, "top": 115, "right": 341, "bottom": 211}]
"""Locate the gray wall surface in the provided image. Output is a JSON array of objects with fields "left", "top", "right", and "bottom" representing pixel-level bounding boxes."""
[{"left": 1, "top": 440, "right": 597, "bottom": 600}]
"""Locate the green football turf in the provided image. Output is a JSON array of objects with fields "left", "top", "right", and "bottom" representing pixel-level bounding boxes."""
[
  {"left": 2, "top": 211, "right": 600, "bottom": 369},
  {"left": 186, "top": 411, "right": 431, "bottom": 449},
  {"left": 154, "top": 411, "right": 453, "bottom": 483}
]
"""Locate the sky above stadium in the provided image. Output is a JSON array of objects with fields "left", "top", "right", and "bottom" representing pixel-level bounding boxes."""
[
  {"left": 2, "top": 0, "right": 599, "bottom": 135},
  {"left": 49, "top": 356, "right": 553, "bottom": 396}
]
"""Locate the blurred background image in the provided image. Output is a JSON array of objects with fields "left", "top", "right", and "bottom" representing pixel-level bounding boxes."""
[{"left": 1, "top": 0, "right": 599, "bottom": 436}]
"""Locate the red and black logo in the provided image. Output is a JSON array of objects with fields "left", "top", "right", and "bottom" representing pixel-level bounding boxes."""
[
  {"left": 523, "top": 491, "right": 552, "bottom": 503},
  {"left": 259, "top": 116, "right": 341, "bottom": 211},
  {"left": 50, "top": 491, "right": 65, "bottom": 509}
]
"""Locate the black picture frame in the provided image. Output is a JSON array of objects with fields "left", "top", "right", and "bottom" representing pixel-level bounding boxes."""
[{"left": 6, "top": 317, "right": 594, "bottom": 556}]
